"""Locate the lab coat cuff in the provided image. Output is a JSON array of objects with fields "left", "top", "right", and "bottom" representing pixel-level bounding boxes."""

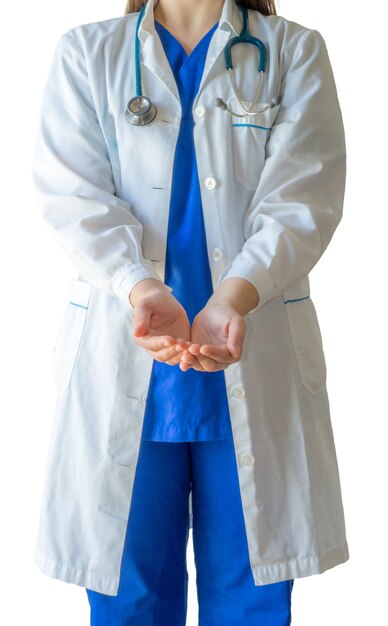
[
  {"left": 218, "top": 263, "right": 276, "bottom": 315},
  {"left": 111, "top": 261, "right": 171, "bottom": 308}
]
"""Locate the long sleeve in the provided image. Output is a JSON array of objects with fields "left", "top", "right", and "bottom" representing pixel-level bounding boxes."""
[
  {"left": 218, "top": 28, "right": 346, "bottom": 312},
  {"left": 31, "top": 30, "right": 167, "bottom": 305}
]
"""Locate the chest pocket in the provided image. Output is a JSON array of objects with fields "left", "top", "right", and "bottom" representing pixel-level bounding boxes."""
[
  {"left": 53, "top": 279, "right": 92, "bottom": 393},
  {"left": 230, "top": 98, "right": 281, "bottom": 191}
]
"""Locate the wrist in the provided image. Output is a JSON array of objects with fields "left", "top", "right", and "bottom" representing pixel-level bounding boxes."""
[
  {"left": 129, "top": 278, "right": 172, "bottom": 308},
  {"left": 209, "top": 277, "right": 259, "bottom": 316}
]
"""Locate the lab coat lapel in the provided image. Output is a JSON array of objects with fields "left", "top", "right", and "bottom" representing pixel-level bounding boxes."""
[
  {"left": 191, "top": 27, "right": 234, "bottom": 109},
  {"left": 140, "top": 30, "right": 181, "bottom": 105},
  {"left": 138, "top": 0, "right": 241, "bottom": 111}
]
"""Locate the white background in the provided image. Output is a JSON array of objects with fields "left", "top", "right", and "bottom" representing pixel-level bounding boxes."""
[{"left": 0, "top": 0, "right": 385, "bottom": 624}]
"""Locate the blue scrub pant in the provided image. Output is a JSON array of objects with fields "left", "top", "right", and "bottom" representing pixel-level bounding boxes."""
[{"left": 86, "top": 439, "right": 295, "bottom": 625}]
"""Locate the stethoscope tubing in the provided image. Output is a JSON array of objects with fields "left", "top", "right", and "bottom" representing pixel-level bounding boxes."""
[{"left": 125, "top": 0, "right": 274, "bottom": 125}]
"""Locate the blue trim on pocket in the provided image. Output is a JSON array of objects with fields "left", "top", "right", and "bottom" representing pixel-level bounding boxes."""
[
  {"left": 69, "top": 301, "right": 88, "bottom": 309},
  {"left": 232, "top": 123, "right": 272, "bottom": 130},
  {"left": 284, "top": 295, "right": 310, "bottom": 304}
]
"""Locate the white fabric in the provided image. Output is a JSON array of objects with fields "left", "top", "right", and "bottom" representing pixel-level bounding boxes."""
[{"left": 32, "top": 0, "right": 349, "bottom": 596}]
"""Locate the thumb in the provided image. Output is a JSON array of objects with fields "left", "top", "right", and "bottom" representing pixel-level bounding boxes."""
[
  {"left": 133, "top": 304, "right": 152, "bottom": 336},
  {"left": 226, "top": 316, "right": 244, "bottom": 358}
]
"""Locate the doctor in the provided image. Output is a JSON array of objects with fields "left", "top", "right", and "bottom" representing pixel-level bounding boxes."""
[{"left": 32, "top": 0, "right": 350, "bottom": 623}]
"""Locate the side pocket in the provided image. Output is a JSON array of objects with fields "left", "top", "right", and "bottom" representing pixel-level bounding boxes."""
[
  {"left": 282, "top": 282, "right": 327, "bottom": 396},
  {"left": 53, "top": 279, "right": 92, "bottom": 392}
]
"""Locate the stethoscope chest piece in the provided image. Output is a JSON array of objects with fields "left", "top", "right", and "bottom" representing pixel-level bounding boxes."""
[{"left": 125, "top": 95, "right": 157, "bottom": 126}]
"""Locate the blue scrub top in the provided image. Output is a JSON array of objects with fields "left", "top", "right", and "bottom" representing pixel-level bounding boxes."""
[{"left": 140, "top": 19, "right": 233, "bottom": 442}]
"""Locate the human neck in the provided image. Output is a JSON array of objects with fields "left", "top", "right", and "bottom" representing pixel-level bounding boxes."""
[{"left": 154, "top": 0, "right": 224, "bottom": 34}]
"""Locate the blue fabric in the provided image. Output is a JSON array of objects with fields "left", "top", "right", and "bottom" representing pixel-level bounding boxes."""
[
  {"left": 86, "top": 439, "right": 295, "bottom": 625},
  {"left": 140, "top": 20, "right": 233, "bottom": 442}
]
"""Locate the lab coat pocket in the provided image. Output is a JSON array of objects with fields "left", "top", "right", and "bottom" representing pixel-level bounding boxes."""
[
  {"left": 53, "top": 279, "right": 92, "bottom": 393},
  {"left": 230, "top": 98, "right": 281, "bottom": 191},
  {"left": 282, "top": 282, "right": 327, "bottom": 396}
]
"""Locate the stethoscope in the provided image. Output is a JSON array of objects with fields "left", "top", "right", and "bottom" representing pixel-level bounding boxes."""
[{"left": 125, "top": 0, "right": 278, "bottom": 126}]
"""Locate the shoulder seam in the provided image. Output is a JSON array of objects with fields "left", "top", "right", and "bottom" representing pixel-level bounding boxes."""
[
  {"left": 295, "top": 27, "right": 316, "bottom": 50},
  {"left": 60, "top": 29, "right": 85, "bottom": 55},
  {"left": 291, "top": 28, "right": 320, "bottom": 63}
]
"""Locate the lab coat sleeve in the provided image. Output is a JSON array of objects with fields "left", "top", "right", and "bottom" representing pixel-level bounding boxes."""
[
  {"left": 218, "top": 28, "right": 346, "bottom": 312},
  {"left": 31, "top": 30, "right": 169, "bottom": 306}
]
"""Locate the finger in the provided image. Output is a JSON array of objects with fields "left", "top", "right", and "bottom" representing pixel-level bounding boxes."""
[
  {"left": 180, "top": 358, "right": 208, "bottom": 372},
  {"left": 150, "top": 341, "right": 185, "bottom": 363},
  {"left": 182, "top": 347, "right": 220, "bottom": 372},
  {"left": 186, "top": 343, "right": 202, "bottom": 357},
  {"left": 156, "top": 337, "right": 190, "bottom": 352},
  {"left": 180, "top": 348, "right": 229, "bottom": 372},
  {"left": 180, "top": 348, "right": 200, "bottom": 367},
  {"left": 186, "top": 343, "right": 231, "bottom": 369},
  {"left": 132, "top": 308, "right": 152, "bottom": 336},
  {"left": 164, "top": 353, "right": 184, "bottom": 366},
  {"left": 179, "top": 348, "right": 211, "bottom": 372},
  {"left": 188, "top": 358, "right": 227, "bottom": 372},
  {"left": 179, "top": 351, "right": 198, "bottom": 371},
  {"left": 134, "top": 333, "right": 176, "bottom": 352},
  {"left": 187, "top": 342, "right": 231, "bottom": 362},
  {"left": 150, "top": 337, "right": 194, "bottom": 364},
  {"left": 198, "top": 344, "right": 235, "bottom": 364}
]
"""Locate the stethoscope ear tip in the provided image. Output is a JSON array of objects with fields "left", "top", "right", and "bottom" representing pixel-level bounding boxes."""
[
  {"left": 215, "top": 93, "right": 280, "bottom": 118},
  {"left": 214, "top": 97, "right": 228, "bottom": 110}
]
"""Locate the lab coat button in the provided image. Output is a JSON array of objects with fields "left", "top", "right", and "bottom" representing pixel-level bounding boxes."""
[
  {"left": 212, "top": 248, "right": 224, "bottom": 261},
  {"left": 195, "top": 105, "right": 206, "bottom": 118},
  {"left": 205, "top": 177, "right": 216, "bottom": 189},
  {"left": 232, "top": 385, "right": 245, "bottom": 399},
  {"left": 241, "top": 453, "right": 255, "bottom": 466}
]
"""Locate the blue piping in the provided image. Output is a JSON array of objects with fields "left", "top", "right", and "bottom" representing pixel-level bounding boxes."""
[
  {"left": 232, "top": 123, "right": 272, "bottom": 130},
  {"left": 284, "top": 295, "right": 310, "bottom": 304}
]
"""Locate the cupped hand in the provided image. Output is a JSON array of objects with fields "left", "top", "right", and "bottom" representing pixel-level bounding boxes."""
[
  {"left": 131, "top": 290, "right": 246, "bottom": 372},
  {"left": 179, "top": 301, "right": 246, "bottom": 372},
  {"left": 132, "top": 290, "right": 192, "bottom": 365}
]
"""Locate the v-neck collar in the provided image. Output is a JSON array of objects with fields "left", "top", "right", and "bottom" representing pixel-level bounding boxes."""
[{"left": 154, "top": 19, "right": 219, "bottom": 60}]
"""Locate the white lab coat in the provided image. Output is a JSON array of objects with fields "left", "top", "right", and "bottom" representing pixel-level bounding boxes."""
[{"left": 32, "top": 0, "right": 349, "bottom": 596}]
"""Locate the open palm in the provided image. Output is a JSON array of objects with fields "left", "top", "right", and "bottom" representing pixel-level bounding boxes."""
[
  {"left": 132, "top": 293, "right": 245, "bottom": 371},
  {"left": 132, "top": 292, "right": 192, "bottom": 365},
  {"left": 180, "top": 303, "right": 245, "bottom": 372}
]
